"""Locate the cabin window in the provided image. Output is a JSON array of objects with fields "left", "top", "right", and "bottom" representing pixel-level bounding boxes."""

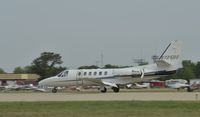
[
  {"left": 57, "top": 71, "right": 68, "bottom": 77},
  {"left": 63, "top": 71, "right": 69, "bottom": 77},
  {"left": 57, "top": 72, "right": 63, "bottom": 77},
  {"left": 89, "top": 72, "right": 92, "bottom": 76},
  {"left": 84, "top": 72, "right": 87, "bottom": 76},
  {"left": 104, "top": 71, "right": 108, "bottom": 75},
  {"left": 78, "top": 72, "right": 81, "bottom": 76},
  {"left": 94, "top": 72, "right": 97, "bottom": 76},
  {"left": 99, "top": 72, "right": 102, "bottom": 76}
]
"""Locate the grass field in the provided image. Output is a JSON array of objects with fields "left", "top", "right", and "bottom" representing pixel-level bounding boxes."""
[{"left": 0, "top": 101, "right": 200, "bottom": 117}]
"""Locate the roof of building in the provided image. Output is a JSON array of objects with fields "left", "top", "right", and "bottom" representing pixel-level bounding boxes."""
[{"left": 0, "top": 74, "right": 40, "bottom": 80}]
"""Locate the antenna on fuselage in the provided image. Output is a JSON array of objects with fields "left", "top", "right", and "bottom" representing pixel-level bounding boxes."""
[{"left": 95, "top": 60, "right": 100, "bottom": 67}]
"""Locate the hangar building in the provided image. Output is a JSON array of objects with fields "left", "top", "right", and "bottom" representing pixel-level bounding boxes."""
[{"left": 0, "top": 74, "right": 40, "bottom": 86}]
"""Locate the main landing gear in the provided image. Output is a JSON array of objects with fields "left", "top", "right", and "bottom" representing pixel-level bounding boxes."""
[
  {"left": 100, "top": 86, "right": 120, "bottom": 93},
  {"left": 112, "top": 87, "right": 120, "bottom": 93}
]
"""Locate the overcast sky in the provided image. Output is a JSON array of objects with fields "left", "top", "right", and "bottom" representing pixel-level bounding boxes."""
[{"left": 0, "top": 0, "right": 200, "bottom": 72}]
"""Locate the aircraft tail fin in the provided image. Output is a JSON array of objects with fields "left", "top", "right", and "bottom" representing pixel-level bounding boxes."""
[{"left": 156, "top": 40, "right": 182, "bottom": 70}]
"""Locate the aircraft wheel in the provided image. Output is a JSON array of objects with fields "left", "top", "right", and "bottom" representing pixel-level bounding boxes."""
[
  {"left": 112, "top": 87, "right": 120, "bottom": 93},
  {"left": 52, "top": 87, "right": 58, "bottom": 93},
  {"left": 187, "top": 87, "right": 193, "bottom": 92},
  {"left": 100, "top": 87, "right": 107, "bottom": 93}
]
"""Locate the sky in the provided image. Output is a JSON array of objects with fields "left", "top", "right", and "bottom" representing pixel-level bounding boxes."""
[{"left": 0, "top": 0, "right": 200, "bottom": 72}]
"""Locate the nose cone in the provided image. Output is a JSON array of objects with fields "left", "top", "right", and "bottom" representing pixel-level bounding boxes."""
[
  {"left": 38, "top": 79, "right": 47, "bottom": 86},
  {"left": 38, "top": 77, "right": 53, "bottom": 86}
]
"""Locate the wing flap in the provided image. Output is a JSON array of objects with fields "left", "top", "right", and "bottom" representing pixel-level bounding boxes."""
[
  {"left": 81, "top": 78, "right": 118, "bottom": 88},
  {"left": 81, "top": 78, "right": 103, "bottom": 85}
]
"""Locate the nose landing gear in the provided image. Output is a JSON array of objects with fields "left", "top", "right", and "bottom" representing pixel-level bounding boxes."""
[
  {"left": 100, "top": 87, "right": 107, "bottom": 93},
  {"left": 52, "top": 87, "right": 58, "bottom": 93}
]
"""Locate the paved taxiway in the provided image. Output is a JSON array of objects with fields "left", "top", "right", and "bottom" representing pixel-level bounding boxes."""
[{"left": 0, "top": 92, "right": 200, "bottom": 101}]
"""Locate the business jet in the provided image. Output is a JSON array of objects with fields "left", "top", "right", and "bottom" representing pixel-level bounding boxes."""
[
  {"left": 165, "top": 79, "right": 189, "bottom": 90},
  {"left": 39, "top": 40, "right": 182, "bottom": 93}
]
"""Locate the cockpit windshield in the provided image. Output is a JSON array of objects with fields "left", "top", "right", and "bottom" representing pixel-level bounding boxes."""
[{"left": 57, "top": 71, "right": 68, "bottom": 77}]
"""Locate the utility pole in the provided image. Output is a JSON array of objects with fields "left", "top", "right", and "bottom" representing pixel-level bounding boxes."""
[
  {"left": 133, "top": 59, "right": 146, "bottom": 66},
  {"left": 95, "top": 61, "right": 100, "bottom": 67},
  {"left": 101, "top": 53, "right": 104, "bottom": 68}
]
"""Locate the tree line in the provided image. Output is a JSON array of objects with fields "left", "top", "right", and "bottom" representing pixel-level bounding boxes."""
[
  {"left": 162, "top": 60, "right": 200, "bottom": 81},
  {"left": 0, "top": 52, "right": 199, "bottom": 81}
]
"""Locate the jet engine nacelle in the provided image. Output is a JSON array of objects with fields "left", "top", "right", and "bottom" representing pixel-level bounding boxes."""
[{"left": 132, "top": 68, "right": 144, "bottom": 78}]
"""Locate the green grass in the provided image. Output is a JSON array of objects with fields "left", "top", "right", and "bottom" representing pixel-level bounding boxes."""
[{"left": 0, "top": 101, "right": 200, "bottom": 117}]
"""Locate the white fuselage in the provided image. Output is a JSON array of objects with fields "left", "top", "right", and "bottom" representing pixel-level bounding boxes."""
[{"left": 39, "top": 63, "right": 175, "bottom": 87}]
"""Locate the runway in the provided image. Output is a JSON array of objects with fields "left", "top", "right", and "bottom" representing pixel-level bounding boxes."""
[{"left": 0, "top": 92, "right": 200, "bottom": 102}]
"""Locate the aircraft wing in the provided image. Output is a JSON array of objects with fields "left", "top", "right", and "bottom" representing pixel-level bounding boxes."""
[
  {"left": 33, "top": 88, "right": 46, "bottom": 92},
  {"left": 81, "top": 78, "right": 118, "bottom": 88},
  {"left": 81, "top": 78, "right": 104, "bottom": 85},
  {"left": 132, "top": 77, "right": 158, "bottom": 83},
  {"left": 102, "top": 81, "right": 118, "bottom": 88}
]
